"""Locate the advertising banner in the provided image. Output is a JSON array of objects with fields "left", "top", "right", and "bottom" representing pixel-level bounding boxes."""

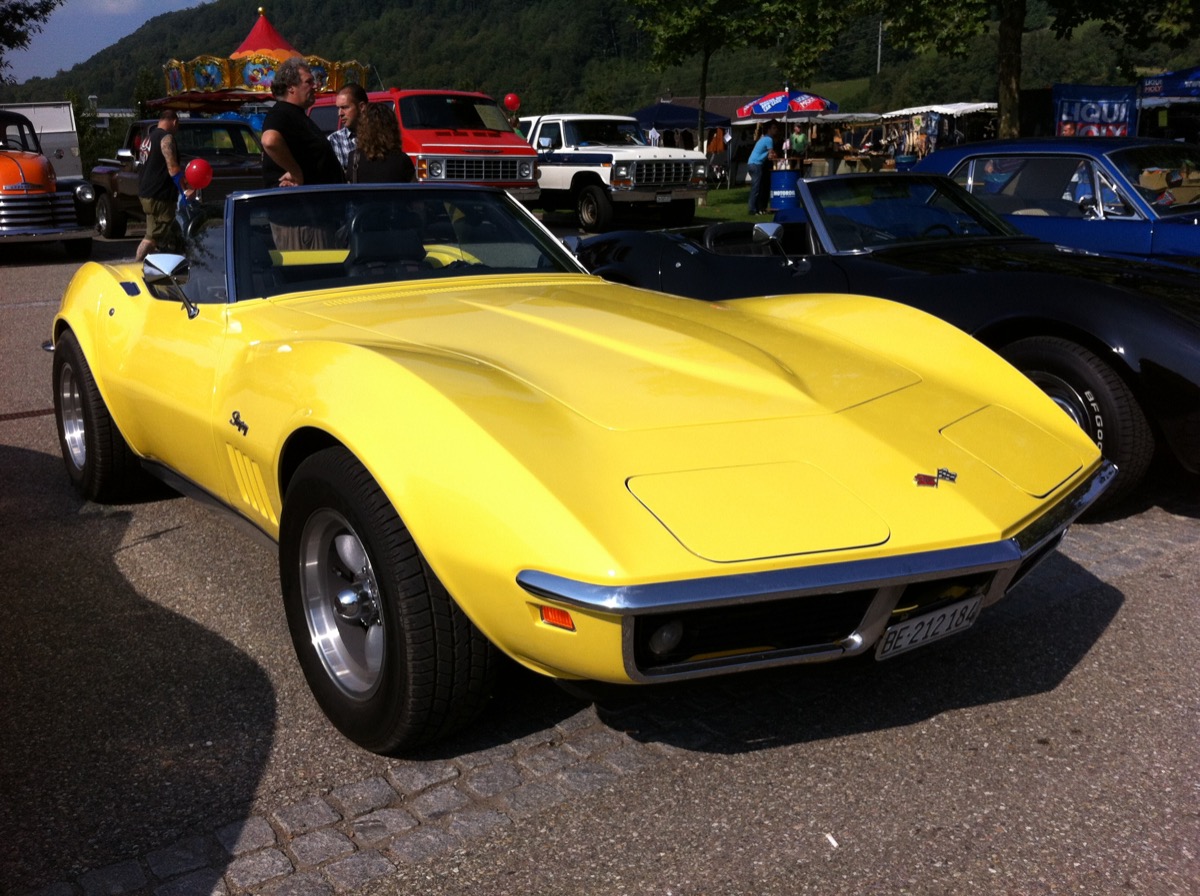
[{"left": 1052, "top": 84, "right": 1136, "bottom": 136}]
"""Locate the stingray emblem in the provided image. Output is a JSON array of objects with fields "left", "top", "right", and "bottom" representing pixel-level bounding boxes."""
[
  {"left": 914, "top": 468, "right": 958, "bottom": 487},
  {"left": 229, "top": 410, "right": 249, "bottom": 436}
]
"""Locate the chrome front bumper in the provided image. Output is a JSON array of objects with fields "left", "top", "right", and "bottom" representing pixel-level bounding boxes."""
[{"left": 518, "top": 461, "right": 1116, "bottom": 682}]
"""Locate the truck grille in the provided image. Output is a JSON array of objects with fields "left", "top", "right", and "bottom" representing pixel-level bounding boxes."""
[
  {"left": 631, "top": 160, "right": 695, "bottom": 188},
  {"left": 0, "top": 193, "right": 80, "bottom": 231},
  {"left": 442, "top": 158, "right": 527, "bottom": 182}
]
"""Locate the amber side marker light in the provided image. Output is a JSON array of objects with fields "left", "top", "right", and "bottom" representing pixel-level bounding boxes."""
[{"left": 539, "top": 606, "right": 576, "bottom": 631}]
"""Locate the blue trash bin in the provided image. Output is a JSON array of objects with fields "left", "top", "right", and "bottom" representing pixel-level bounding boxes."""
[{"left": 770, "top": 169, "right": 801, "bottom": 210}]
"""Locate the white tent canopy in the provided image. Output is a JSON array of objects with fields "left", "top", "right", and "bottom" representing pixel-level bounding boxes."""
[{"left": 881, "top": 102, "right": 997, "bottom": 119}]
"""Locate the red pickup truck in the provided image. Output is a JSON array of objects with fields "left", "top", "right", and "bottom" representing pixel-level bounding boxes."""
[{"left": 310, "top": 88, "right": 538, "bottom": 201}]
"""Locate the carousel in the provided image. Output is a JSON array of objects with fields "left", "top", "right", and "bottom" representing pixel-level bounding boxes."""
[{"left": 149, "top": 7, "right": 368, "bottom": 112}]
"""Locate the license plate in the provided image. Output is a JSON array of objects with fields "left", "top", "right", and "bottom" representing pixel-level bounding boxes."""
[
  {"left": 655, "top": 192, "right": 672, "bottom": 203},
  {"left": 876, "top": 596, "right": 982, "bottom": 660}
]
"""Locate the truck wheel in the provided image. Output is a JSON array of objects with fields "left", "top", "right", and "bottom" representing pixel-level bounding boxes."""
[
  {"left": 577, "top": 186, "right": 614, "bottom": 232},
  {"left": 662, "top": 199, "right": 696, "bottom": 227},
  {"left": 96, "top": 193, "right": 127, "bottom": 239}
]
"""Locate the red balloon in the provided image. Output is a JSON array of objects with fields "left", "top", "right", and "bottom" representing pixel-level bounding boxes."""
[
  {"left": 503, "top": 92, "right": 520, "bottom": 112},
  {"left": 185, "top": 158, "right": 213, "bottom": 190}
]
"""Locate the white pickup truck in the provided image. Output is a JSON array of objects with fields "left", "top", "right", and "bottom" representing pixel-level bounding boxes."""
[{"left": 519, "top": 113, "right": 707, "bottom": 231}]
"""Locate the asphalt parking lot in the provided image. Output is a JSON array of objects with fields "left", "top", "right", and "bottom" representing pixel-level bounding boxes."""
[{"left": 1, "top": 235, "right": 1198, "bottom": 896}]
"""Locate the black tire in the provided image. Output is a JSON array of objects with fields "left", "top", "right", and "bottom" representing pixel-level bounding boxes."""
[
  {"left": 53, "top": 330, "right": 141, "bottom": 502},
  {"left": 63, "top": 238, "right": 92, "bottom": 260},
  {"left": 279, "top": 447, "right": 498, "bottom": 753},
  {"left": 96, "top": 193, "right": 127, "bottom": 239},
  {"left": 577, "top": 185, "right": 614, "bottom": 232},
  {"left": 661, "top": 198, "right": 696, "bottom": 227},
  {"left": 1001, "top": 336, "right": 1154, "bottom": 504}
]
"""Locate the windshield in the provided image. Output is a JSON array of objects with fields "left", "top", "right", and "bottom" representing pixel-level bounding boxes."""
[
  {"left": 0, "top": 116, "right": 40, "bottom": 153},
  {"left": 806, "top": 176, "right": 1016, "bottom": 252},
  {"left": 398, "top": 95, "right": 512, "bottom": 132},
  {"left": 225, "top": 185, "right": 580, "bottom": 301},
  {"left": 175, "top": 123, "right": 263, "bottom": 157},
  {"left": 563, "top": 119, "right": 647, "bottom": 147},
  {"left": 1106, "top": 145, "right": 1200, "bottom": 213}
]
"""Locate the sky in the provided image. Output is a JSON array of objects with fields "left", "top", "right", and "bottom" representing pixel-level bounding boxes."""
[{"left": 8, "top": 0, "right": 208, "bottom": 83}]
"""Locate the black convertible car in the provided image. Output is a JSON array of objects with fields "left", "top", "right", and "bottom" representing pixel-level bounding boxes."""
[{"left": 574, "top": 172, "right": 1200, "bottom": 504}]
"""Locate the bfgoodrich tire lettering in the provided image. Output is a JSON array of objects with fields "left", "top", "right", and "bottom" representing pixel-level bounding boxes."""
[
  {"left": 279, "top": 447, "right": 497, "bottom": 753},
  {"left": 1001, "top": 336, "right": 1153, "bottom": 504}
]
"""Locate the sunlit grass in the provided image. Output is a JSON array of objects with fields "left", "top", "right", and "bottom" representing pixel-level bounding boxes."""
[{"left": 697, "top": 185, "right": 755, "bottom": 223}]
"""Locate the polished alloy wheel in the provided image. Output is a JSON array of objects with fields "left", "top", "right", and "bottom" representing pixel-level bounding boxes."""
[
  {"left": 298, "top": 508, "right": 385, "bottom": 699},
  {"left": 58, "top": 360, "right": 87, "bottom": 471}
]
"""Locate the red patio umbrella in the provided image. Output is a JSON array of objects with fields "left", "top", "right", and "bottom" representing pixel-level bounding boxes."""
[{"left": 736, "top": 88, "right": 839, "bottom": 118}]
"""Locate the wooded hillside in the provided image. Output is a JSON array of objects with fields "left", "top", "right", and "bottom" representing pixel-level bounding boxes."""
[{"left": 2, "top": 0, "right": 1197, "bottom": 116}]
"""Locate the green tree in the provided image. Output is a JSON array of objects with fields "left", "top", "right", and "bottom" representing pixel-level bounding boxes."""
[
  {"left": 871, "top": 0, "right": 1200, "bottom": 136},
  {"left": 67, "top": 89, "right": 123, "bottom": 174},
  {"left": 0, "top": 0, "right": 64, "bottom": 82},
  {"left": 627, "top": 0, "right": 774, "bottom": 135}
]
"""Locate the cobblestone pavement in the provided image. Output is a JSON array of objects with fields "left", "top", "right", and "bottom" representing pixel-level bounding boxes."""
[{"left": 10, "top": 469, "right": 1198, "bottom": 896}]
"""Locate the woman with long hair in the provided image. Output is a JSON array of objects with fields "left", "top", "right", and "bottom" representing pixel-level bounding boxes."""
[{"left": 349, "top": 103, "right": 415, "bottom": 183}]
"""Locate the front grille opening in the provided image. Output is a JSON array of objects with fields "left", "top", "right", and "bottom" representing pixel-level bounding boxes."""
[
  {"left": 633, "top": 589, "right": 875, "bottom": 673},
  {"left": 630, "top": 160, "right": 694, "bottom": 187},
  {"left": 443, "top": 159, "right": 524, "bottom": 181},
  {"left": 889, "top": 572, "right": 994, "bottom": 622}
]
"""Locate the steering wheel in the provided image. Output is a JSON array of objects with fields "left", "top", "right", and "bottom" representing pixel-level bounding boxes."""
[{"left": 920, "top": 223, "right": 955, "bottom": 237}]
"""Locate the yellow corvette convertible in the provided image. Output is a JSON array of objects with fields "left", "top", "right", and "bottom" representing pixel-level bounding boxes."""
[{"left": 51, "top": 184, "right": 1113, "bottom": 753}]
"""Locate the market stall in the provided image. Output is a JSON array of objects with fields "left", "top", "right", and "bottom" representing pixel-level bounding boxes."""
[
  {"left": 1138, "top": 66, "right": 1200, "bottom": 142},
  {"left": 879, "top": 102, "right": 997, "bottom": 166}
]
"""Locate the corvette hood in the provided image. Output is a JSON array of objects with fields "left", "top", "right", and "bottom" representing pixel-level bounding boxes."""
[{"left": 288, "top": 275, "right": 920, "bottom": 430}]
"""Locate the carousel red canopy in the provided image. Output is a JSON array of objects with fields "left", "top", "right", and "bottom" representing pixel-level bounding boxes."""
[{"left": 150, "top": 7, "right": 367, "bottom": 112}]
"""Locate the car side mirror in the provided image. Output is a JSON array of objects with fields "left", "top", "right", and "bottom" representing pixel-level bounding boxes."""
[
  {"left": 753, "top": 222, "right": 784, "bottom": 243},
  {"left": 1079, "top": 195, "right": 1100, "bottom": 219},
  {"left": 144, "top": 253, "right": 199, "bottom": 319}
]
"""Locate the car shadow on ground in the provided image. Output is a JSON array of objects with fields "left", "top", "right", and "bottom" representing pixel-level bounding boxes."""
[
  {"left": 1088, "top": 458, "right": 1200, "bottom": 522},
  {"left": 0, "top": 445, "right": 276, "bottom": 891},
  {"left": 584, "top": 551, "right": 1123, "bottom": 755}
]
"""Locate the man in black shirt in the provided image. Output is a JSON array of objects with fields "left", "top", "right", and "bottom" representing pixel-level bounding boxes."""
[
  {"left": 135, "top": 109, "right": 188, "bottom": 261},
  {"left": 261, "top": 57, "right": 344, "bottom": 188},
  {"left": 260, "top": 57, "right": 345, "bottom": 251}
]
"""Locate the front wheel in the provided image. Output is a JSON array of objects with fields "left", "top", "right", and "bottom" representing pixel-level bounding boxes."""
[
  {"left": 279, "top": 447, "right": 498, "bottom": 753},
  {"left": 1001, "top": 336, "right": 1154, "bottom": 505},
  {"left": 96, "top": 193, "right": 127, "bottom": 239},
  {"left": 576, "top": 185, "right": 614, "bottom": 232},
  {"left": 53, "top": 330, "right": 141, "bottom": 502}
]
